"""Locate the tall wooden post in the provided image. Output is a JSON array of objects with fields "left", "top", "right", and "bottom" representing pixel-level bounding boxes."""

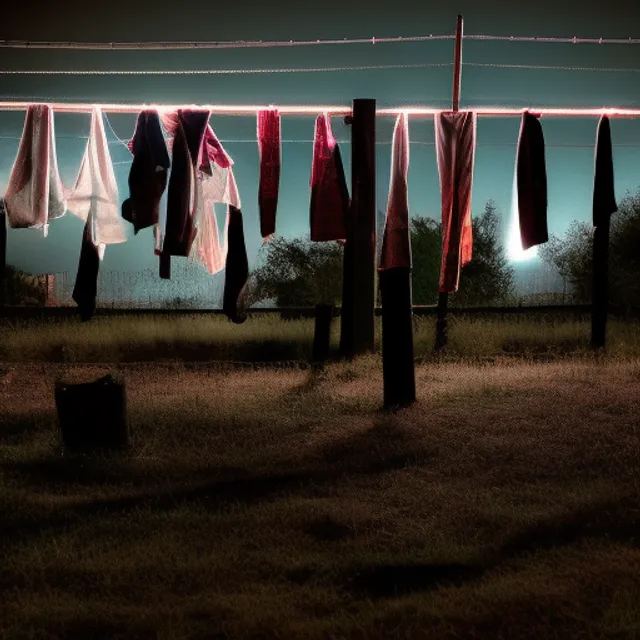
[
  {"left": 341, "top": 98, "right": 377, "bottom": 357},
  {"left": 591, "top": 217, "right": 610, "bottom": 349},
  {"left": 435, "top": 14, "right": 464, "bottom": 353}
]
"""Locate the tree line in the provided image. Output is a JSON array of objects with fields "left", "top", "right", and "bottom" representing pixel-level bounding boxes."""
[{"left": 5, "top": 190, "right": 640, "bottom": 308}]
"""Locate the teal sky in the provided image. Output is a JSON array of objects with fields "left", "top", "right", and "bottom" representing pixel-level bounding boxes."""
[{"left": 2, "top": 0, "right": 640, "bottom": 302}]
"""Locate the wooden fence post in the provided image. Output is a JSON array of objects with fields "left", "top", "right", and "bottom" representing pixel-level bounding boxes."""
[
  {"left": 591, "top": 217, "right": 610, "bottom": 349},
  {"left": 312, "top": 303, "right": 334, "bottom": 366}
]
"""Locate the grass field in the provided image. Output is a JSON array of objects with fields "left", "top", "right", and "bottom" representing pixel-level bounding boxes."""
[
  {"left": 1, "top": 353, "right": 639, "bottom": 639},
  {"left": 2, "top": 313, "right": 640, "bottom": 363}
]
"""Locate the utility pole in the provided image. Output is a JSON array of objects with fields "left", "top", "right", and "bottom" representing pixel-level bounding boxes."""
[{"left": 435, "top": 14, "right": 464, "bottom": 352}]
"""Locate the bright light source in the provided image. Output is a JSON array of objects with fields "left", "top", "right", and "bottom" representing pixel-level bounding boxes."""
[{"left": 507, "top": 169, "right": 538, "bottom": 262}]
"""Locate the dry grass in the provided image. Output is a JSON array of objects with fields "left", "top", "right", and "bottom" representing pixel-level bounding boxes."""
[
  {"left": 2, "top": 313, "right": 640, "bottom": 363},
  {"left": 1, "top": 357, "right": 639, "bottom": 639}
]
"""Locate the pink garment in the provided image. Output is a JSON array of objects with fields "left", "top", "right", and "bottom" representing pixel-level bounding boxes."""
[
  {"left": 380, "top": 113, "right": 411, "bottom": 271},
  {"left": 4, "top": 104, "right": 66, "bottom": 236},
  {"left": 257, "top": 108, "right": 281, "bottom": 240},
  {"left": 192, "top": 123, "right": 241, "bottom": 275},
  {"left": 435, "top": 111, "right": 476, "bottom": 293},
  {"left": 67, "top": 107, "right": 126, "bottom": 254},
  {"left": 310, "top": 113, "right": 349, "bottom": 242}
]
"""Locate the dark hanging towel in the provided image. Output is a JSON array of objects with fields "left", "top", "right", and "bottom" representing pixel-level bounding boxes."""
[
  {"left": 222, "top": 205, "right": 249, "bottom": 324},
  {"left": 516, "top": 111, "right": 548, "bottom": 250},
  {"left": 72, "top": 218, "right": 101, "bottom": 322},
  {"left": 160, "top": 109, "right": 210, "bottom": 278},
  {"left": 309, "top": 114, "right": 349, "bottom": 242},
  {"left": 0, "top": 199, "right": 6, "bottom": 307},
  {"left": 593, "top": 116, "right": 617, "bottom": 227},
  {"left": 122, "top": 110, "right": 171, "bottom": 234},
  {"left": 257, "top": 109, "right": 281, "bottom": 240}
]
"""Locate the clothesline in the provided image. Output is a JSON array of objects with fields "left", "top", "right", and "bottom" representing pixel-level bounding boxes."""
[
  {"left": 0, "top": 102, "right": 639, "bottom": 117},
  {"left": 1, "top": 33, "right": 639, "bottom": 50}
]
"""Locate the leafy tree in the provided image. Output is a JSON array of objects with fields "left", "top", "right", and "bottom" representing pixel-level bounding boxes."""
[
  {"left": 410, "top": 217, "right": 441, "bottom": 304},
  {"left": 455, "top": 200, "right": 515, "bottom": 306},
  {"left": 539, "top": 190, "right": 640, "bottom": 306},
  {"left": 411, "top": 200, "right": 515, "bottom": 306},
  {"left": 249, "top": 201, "right": 514, "bottom": 308},
  {"left": 249, "top": 236, "right": 344, "bottom": 307}
]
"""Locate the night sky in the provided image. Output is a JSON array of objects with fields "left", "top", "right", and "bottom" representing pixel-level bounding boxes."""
[{"left": 2, "top": 0, "right": 640, "bottom": 302}]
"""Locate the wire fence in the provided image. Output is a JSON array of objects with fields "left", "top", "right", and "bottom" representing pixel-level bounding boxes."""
[{"left": 10, "top": 259, "right": 571, "bottom": 311}]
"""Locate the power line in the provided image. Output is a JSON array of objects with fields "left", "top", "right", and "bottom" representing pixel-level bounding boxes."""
[
  {"left": 0, "top": 62, "right": 453, "bottom": 76},
  {"left": 466, "top": 62, "right": 640, "bottom": 73},
  {"left": 1, "top": 33, "right": 639, "bottom": 50}
]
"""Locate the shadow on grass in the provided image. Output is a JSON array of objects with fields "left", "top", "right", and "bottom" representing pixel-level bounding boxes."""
[{"left": 344, "top": 562, "right": 486, "bottom": 598}]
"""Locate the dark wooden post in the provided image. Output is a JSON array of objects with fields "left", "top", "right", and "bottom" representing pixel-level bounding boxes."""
[
  {"left": 381, "top": 269, "right": 416, "bottom": 408},
  {"left": 351, "top": 98, "right": 377, "bottom": 354},
  {"left": 435, "top": 14, "right": 464, "bottom": 353},
  {"left": 312, "top": 303, "right": 334, "bottom": 366},
  {"left": 341, "top": 99, "right": 377, "bottom": 357},
  {"left": 0, "top": 203, "right": 6, "bottom": 308},
  {"left": 591, "top": 217, "right": 610, "bottom": 349}
]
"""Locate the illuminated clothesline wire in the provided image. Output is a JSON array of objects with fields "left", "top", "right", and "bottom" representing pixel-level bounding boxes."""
[
  {"left": 0, "top": 102, "right": 639, "bottom": 117},
  {"left": 1, "top": 33, "right": 639, "bottom": 50},
  {"left": 2, "top": 61, "right": 640, "bottom": 75},
  {"left": 2, "top": 136, "right": 639, "bottom": 149}
]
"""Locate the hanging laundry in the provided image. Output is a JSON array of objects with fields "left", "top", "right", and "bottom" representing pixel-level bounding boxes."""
[
  {"left": 72, "top": 218, "right": 101, "bottom": 321},
  {"left": 4, "top": 104, "right": 66, "bottom": 236},
  {"left": 222, "top": 205, "right": 249, "bottom": 324},
  {"left": 593, "top": 115, "right": 617, "bottom": 226},
  {"left": 435, "top": 111, "right": 476, "bottom": 293},
  {"left": 380, "top": 112, "right": 411, "bottom": 271},
  {"left": 190, "top": 124, "right": 242, "bottom": 276},
  {"left": 257, "top": 108, "right": 281, "bottom": 240},
  {"left": 121, "top": 109, "right": 171, "bottom": 234},
  {"left": 516, "top": 111, "right": 548, "bottom": 250},
  {"left": 310, "top": 113, "right": 349, "bottom": 242},
  {"left": 158, "top": 109, "right": 210, "bottom": 277},
  {"left": 67, "top": 107, "right": 127, "bottom": 250}
]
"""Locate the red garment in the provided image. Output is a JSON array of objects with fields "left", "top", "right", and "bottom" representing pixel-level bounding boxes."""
[
  {"left": 380, "top": 112, "right": 411, "bottom": 271},
  {"left": 257, "top": 109, "right": 281, "bottom": 240},
  {"left": 310, "top": 114, "right": 349, "bottom": 242},
  {"left": 435, "top": 111, "right": 476, "bottom": 293}
]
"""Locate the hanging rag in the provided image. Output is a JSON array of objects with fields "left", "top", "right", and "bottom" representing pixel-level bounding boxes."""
[
  {"left": 593, "top": 115, "right": 617, "bottom": 227},
  {"left": 222, "top": 205, "right": 249, "bottom": 324},
  {"left": 310, "top": 113, "right": 349, "bottom": 242},
  {"left": 67, "top": 107, "right": 127, "bottom": 250},
  {"left": 380, "top": 112, "right": 411, "bottom": 271},
  {"left": 257, "top": 108, "right": 281, "bottom": 240},
  {"left": 516, "top": 111, "right": 548, "bottom": 250},
  {"left": 72, "top": 218, "right": 101, "bottom": 321},
  {"left": 4, "top": 104, "right": 66, "bottom": 236},
  {"left": 157, "top": 109, "right": 210, "bottom": 277},
  {"left": 435, "top": 111, "right": 476, "bottom": 293},
  {"left": 121, "top": 110, "right": 171, "bottom": 234},
  {"left": 190, "top": 123, "right": 242, "bottom": 276}
]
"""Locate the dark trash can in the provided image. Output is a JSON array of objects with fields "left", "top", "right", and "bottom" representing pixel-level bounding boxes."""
[{"left": 54, "top": 374, "right": 129, "bottom": 452}]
